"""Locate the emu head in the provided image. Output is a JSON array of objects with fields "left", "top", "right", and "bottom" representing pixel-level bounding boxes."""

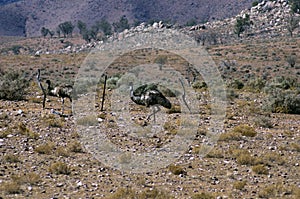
[{"left": 45, "top": 80, "right": 51, "bottom": 88}]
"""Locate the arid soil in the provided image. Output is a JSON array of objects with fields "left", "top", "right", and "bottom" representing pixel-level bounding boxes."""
[{"left": 0, "top": 36, "right": 299, "bottom": 198}]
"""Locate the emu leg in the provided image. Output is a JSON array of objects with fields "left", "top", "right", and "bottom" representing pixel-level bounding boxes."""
[
  {"left": 147, "top": 105, "right": 161, "bottom": 122},
  {"left": 61, "top": 98, "right": 65, "bottom": 114}
]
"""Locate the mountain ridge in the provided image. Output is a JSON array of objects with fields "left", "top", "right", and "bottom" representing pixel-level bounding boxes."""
[{"left": 0, "top": 0, "right": 253, "bottom": 37}]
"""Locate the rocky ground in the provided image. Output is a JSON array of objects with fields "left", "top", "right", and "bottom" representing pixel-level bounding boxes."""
[
  {"left": 0, "top": 1, "right": 300, "bottom": 197},
  {"left": 0, "top": 33, "right": 299, "bottom": 198}
]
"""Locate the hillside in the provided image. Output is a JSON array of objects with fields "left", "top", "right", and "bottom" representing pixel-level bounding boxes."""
[{"left": 0, "top": 0, "right": 253, "bottom": 37}]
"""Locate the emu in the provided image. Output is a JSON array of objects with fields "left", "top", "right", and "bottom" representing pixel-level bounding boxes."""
[
  {"left": 37, "top": 69, "right": 73, "bottom": 115},
  {"left": 129, "top": 83, "right": 171, "bottom": 122}
]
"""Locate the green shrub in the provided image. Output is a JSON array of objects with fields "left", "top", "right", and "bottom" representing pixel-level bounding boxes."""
[
  {"left": 246, "top": 78, "right": 266, "bottom": 92},
  {"left": 253, "top": 115, "right": 273, "bottom": 128},
  {"left": 0, "top": 70, "right": 29, "bottom": 100},
  {"left": 252, "top": 1, "right": 259, "bottom": 7},
  {"left": 229, "top": 79, "right": 244, "bottom": 89},
  {"left": 263, "top": 87, "right": 300, "bottom": 114}
]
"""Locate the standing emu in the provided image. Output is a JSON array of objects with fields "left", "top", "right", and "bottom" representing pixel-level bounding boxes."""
[
  {"left": 37, "top": 69, "right": 73, "bottom": 115},
  {"left": 129, "top": 83, "right": 171, "bottom": 121}
]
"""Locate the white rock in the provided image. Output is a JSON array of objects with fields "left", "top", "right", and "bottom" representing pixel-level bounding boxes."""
[
  {"left": 76, "top": 181, "right": 83, "bottom": 187},
  {"left": 153, "top": 22, "right": 159, "bottom": 29}
]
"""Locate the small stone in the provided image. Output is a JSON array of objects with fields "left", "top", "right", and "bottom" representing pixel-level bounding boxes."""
[
  {"left": 76, "top": 181, "right": 83, "bottom": 187},
  {"left": 56, "top": 183, "right": 64, "bottom": 187}
]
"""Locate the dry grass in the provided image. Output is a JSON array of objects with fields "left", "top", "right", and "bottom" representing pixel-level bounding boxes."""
[
  {"left": 0, "top": 181, "right": 23, "bottom": 194},
  {"left": 232, "top": 124, "right": 257, "bottom": 137},
  {"left": 191, "top": 192, "right": 214, "bottom": 199},
  {"left": 168, "top": 164, "right": 186, "bottom": 175},
  {"left": 76, "top": 115, "right": 98, "bottom": 126},
  {"left": 68, "top": 141, "right": 84, "bottom": 153},
  {"left": 233, "top": 180, "right": 247, "bottom": 190},
  {"left": 42, "top": 115, "right": 64, "bottom": 128},
  {"left": 34, "top": 142, "right": 55, "bottom": 155},
  {"left": 11, "top": 172, "right": 41, "bottom": 185},
  {"left": 108, "top": 187, "right": 173, "bottom": 199},
  {"left": 4, "top": 154, "right": 20, "bottom": 163},
  {"left": 49, "top": 161, "right": 71, "bottom": 175},
  {"left": 252, "top": 164, "right": 269, "bottom": 175}
]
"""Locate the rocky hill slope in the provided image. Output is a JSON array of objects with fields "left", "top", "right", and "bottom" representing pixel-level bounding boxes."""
[{"left": 0, "top": 0, "right": 253, "bottom": 37}]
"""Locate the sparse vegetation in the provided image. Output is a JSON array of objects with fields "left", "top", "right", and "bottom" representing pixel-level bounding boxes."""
[
  {"left": 168, "top": 164, "right": 185, "bottom": 175},
  {"left": 233, "top": 180, "right": 247, "bottom": 190},
  {"left": 58, "top": 21, "right": 74, "bottom": 38},
  {"left": 191, "top": 192, "right": 214, "bottom": 199},
  {"left": 232, "top": 124, "right": 257, "bottom": 137},
  {"left": 0, "top": 12, "right": 299, "bottom": 198},
  {"left": 252, "top": 164, "right": 268, "bottom": 175},
  {"left": 34, "top": 142, "right": 55, "bottom": 154},
  {"left": 49, "top": 162, "right": 71, "bottom": 175},
  {"left": 0, "top": 181, "right": 23, "bottom": 194},
  {"left": 4, "top": 154, "right": 20, "bottom": 163},
  {"left": 234, "top": 14, "right": 251, "bottom": 37},
  {"left": 0, "top": 70, "right": 29, "bottom": 100},
  {"left": 68, "top": 141, "right": 84, "bottom": 153}
]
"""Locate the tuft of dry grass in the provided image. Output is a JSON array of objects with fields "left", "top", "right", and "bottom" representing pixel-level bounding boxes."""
[
  {"left": 11, "top": 172, "right": 41, "bottom": 185},
  {"left": 232, "top": 124, "right": 257, "bottom": 137},
  {"left": 218, "top": 131, "right": 243, "bottom": 141},
  {"left": 0, "top": 181, "right": 23, "bottom": 195},
  {"left": 229, "top": 149, "right": 257, "bottom": 166},
  {"left": 168, "top": 164, "right": 186, "bottom": 175},
  {"left": 191, "top": 192, "right": 214, "bottom": 199},
  {"left": 68, "top": 141, "right": 84, "bottom": 153},
  {"left": 205, "top": 148, "right": 224, "bottom": 158},
  {"left": 41, "top": 114, "right": 64, "bottom": 128},
  {"left": 163, "top": 121, "right": 178, "bottom": 135},
  {"left": 55, "top": 146, "right": 70, "bottom": 157},
  {"left": 262, "top": 152, "right": 286, "bottom": 166},
  {"left": 108, "top": 187, "right": 173, "bottom": 199},
  {"left": 252, "top": 164, "right": 269, "bottom": 175},
  {"left": 76, "top": 115, "right": 98, "bottom": 126},
  {"left": 34, "top": 142, "right": 55, "bottom": 155},
  {"left": 4, "top": 154, "right": 20, "bottom": 163},
  {"left": 233, "top": 180, "right": 247, "bottom": 190},
  {"left": 49, "top": 161, "right": 71, "bottom": 175},
  {"left": 17, "top": 122, "right": 39, "bottom": 139},
  {"left": 108, "top": 188, "right": 136, "bottom": 199}
]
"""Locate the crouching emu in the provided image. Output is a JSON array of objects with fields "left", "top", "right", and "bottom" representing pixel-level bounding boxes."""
[
  {"left": 37, "top": 69, "right": 73, "bottom": 115},
  {"left": 129, "top": 83, "right": 172, "bottom": 122}
]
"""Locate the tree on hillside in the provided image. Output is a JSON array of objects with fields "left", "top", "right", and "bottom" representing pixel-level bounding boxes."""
[
  {"left": 287, "top": 14, "right": 300, "bottom": 37},
  {"left": 234, "top": 14, "right": 251, "bottom": 37},
  {"left": 58, "top": 21, "right": 74, "bottom": 38},
  {"left": 113, "top": 15, "right": 130, "bottom": 33},
  {"left": 98, "top": 19, "right": 112, "bottom": 36},
  {"left": 41, "top": 27, "right": 49, "bottom": 38},
  {"left": 290, "top": 0, "right": 300, "bottom": 14},
  {"left": 48, "top": 30, "right": 54, "bottom": 38},
  {"left": 77, "top": 20, "right": 87, "bottom": 35}
]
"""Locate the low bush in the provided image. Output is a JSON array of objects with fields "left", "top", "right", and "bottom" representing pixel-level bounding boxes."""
[
  {"left": 263, "top": 87, "right": 300, "bottom": 114},
  {"left": 0, "top": 70, "right": 29, "bottom": 100},
  {"left": 49, "top": 162, "right": 71, "bottom": 175}
]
